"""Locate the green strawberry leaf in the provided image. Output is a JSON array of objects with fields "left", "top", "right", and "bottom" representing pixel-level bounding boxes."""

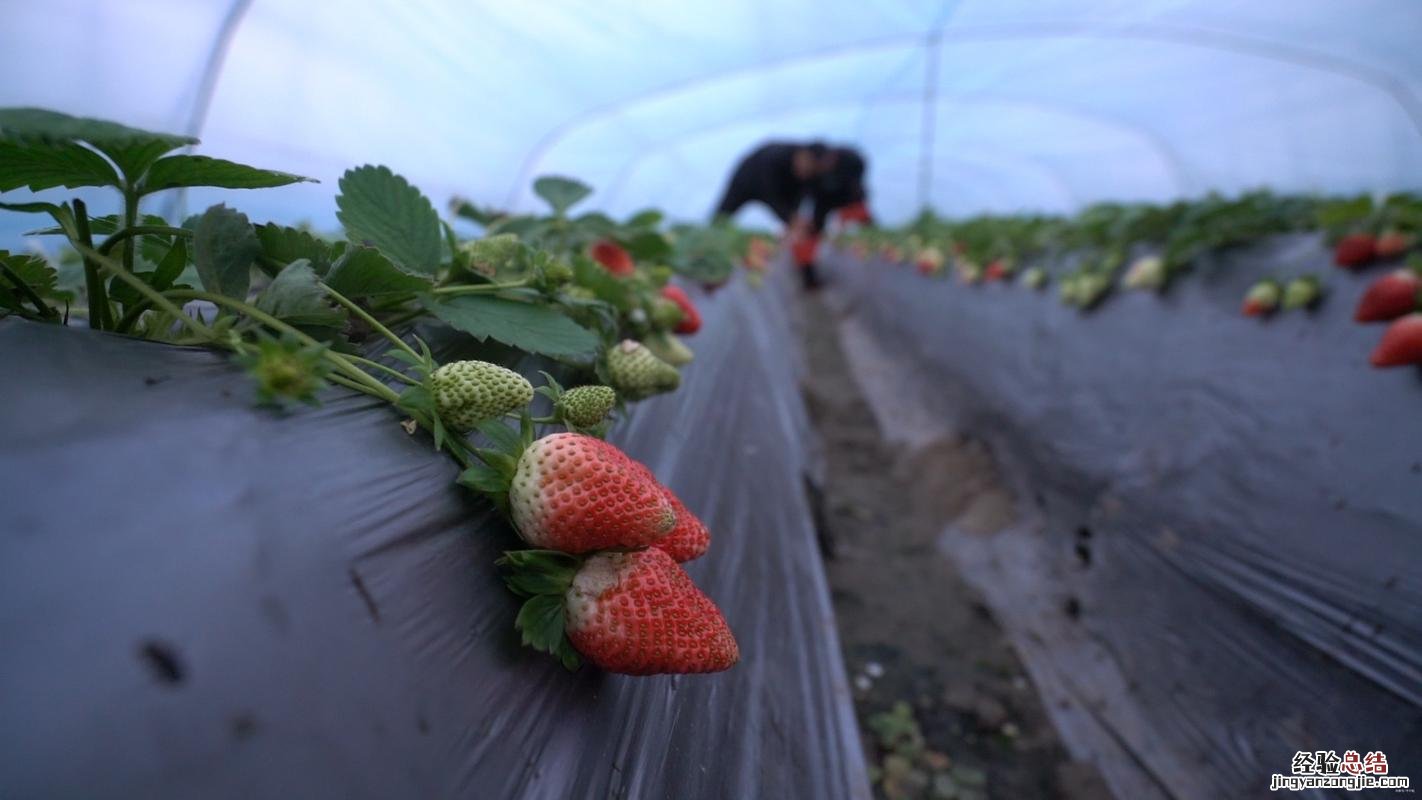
[
  {"left": 140, "top": 155, "right": 312, "bottom": 194},
  {"left": 571, "top": 211, "right": 616, "bottom": 238},
  {"left": 625, "top": 209, "right": 663, "bottom": 228},
  {"left": 151, "top": 238, "right": 188, "bottom": 291},
  {"left": 1, "top": 201, "right": 78, "bottom": 241},
  {"left": 533, "top": 175, "right": 591, "bottom": 216},
  {"left": 0, "top": 107, "right": 194, "bottom": 181},
  {"left": 193, "top": 204, "right": 260, "bottom": 299},
  {"left": 621, "top": 230, "right": 672, "bottom": 263},
  {"left": 336, "top": 165, "right": 441, "bottom": 275},
  {"left": 422, "top": 293, "right": 599, "bottom": 360},
  {"left": 486, "top": 215, "right": 550, "bottom": 241},
  {"left": 396, "top": 384, "right": 435, "bottom": 415},
  {"left": 254, "top": 223, "right": 339, "bottom": 275},
  {"left": 497, "top": 550, "right": 580, "bottom": 596},
  {"left": 255, "top": 260, "right": 344, "bottom": 328},
  {"left": 458, "top": 462, "right": 511, "bottom": 495},
  {"left": 476, "top": 418, "right": 521, "bottom": 450},
  {"left": 0, "top": 251, "right": 61, "bottom": 316},
  {"left": 451, "top": 199, "right": 507, "bottom": 227},
  {"left": 0, "top": 139, "right": 120, "bottom": 191},
  {"left": 514, "top": 594, "right": 568, "bottom": 655},
  {"left": 324, "top": 246, "right": 432, "bottom": 297}
]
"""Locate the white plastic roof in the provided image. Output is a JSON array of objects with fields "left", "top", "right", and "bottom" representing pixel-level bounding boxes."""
[{"left": 4, "top": 0, "right": 1422, "bottom": 231}]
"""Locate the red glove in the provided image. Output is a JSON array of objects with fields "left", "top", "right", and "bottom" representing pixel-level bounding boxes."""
[
  {"left": 792, "top": 234, "right": 820, "bottom": 267},
  {"left": 838, "top": 201, "right": 872, "bottom": 225}
]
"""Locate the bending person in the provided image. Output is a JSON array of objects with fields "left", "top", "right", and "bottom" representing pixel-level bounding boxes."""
[{"left": 713, "top": 141, "right": 873, "bottom": 289}]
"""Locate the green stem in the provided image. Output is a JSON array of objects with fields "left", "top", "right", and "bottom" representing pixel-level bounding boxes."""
[
  {"left": 328, "top": 372, "right": 385, "bottom": 397},
  {"left": 346, "top": 354, "right": 420, "bottom": 385},
  {"left": 72, "top": 200, "right": 111, "bottom": 330},
  {"left": 121, "top": 185, "right": 139, "bottom": 273},
  {"left": 162, "top": 289, "right": 400, "bottom": 404},
  {"left": 317, "top": 281, "right": 421, "bottom": 361},
  {"left": 430, "top": 280, "right": 529, "bottom": 296},
  {"left": 97, "top": 225, "right": 191, "bottom": 257},
  {"left": 81, "top": 246, "right": 212, "bottom": 338}
]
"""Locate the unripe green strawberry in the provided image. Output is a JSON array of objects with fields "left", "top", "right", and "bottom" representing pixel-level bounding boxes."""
[
  {"left": 566, "top": 549, "right": 738, "bottom": 674},
  {"left": 1284, "top": 275, "right": 1324, "bottom": 311},
  {"left": 1020, "top": 266, "right": 1048, "bottom": 290},
  {"left": 606, "top": 339, "right": 680, "bottom": 400},
  {"left": 650, "top": 297, "right": 685, "bottom": 330},
  {"left": 642, "top": 330, "right": 694, "bottom": 366},
  {"left": 461, "top": 233, "right": 522, "bottom": 277},
  {"left": 541, "top": 259, "right": 573, "bottom": 286},
  {"left": 431, "top": 360, "right": 533, "bottom": 431},
  {"left": 509, "top": 433, "right": 675, "bottom": 552},
  {"left": 558, "top": 385, "right": 616, "bottom": 428}
]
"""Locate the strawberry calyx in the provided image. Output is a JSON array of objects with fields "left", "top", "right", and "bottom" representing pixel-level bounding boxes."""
[
  {"left": 456, "top": 412, "right": 536, "bottom": 503},
  {"left": 497, "top": 549, "right": 584, "bottom": 670}
]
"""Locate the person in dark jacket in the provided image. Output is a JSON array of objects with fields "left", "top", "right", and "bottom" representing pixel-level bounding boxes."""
[{"left": 713, "top": 141, "right": 873, "bottom": 289}]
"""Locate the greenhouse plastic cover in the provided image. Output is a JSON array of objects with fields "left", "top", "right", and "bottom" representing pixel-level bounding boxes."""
[
  {"left": 0, "top": 279, "right": 871, "bottom": 799},
  {"left": 4, "top": 0, "right": 1422, "bottom": 244},
  {"left": 821, "top": 242, "right": 1422, "bottom": 799}
]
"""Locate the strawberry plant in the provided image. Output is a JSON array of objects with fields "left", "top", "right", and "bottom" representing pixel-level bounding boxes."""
[{"left": 0, "top": 107, "right": 745, "bottom": 675}]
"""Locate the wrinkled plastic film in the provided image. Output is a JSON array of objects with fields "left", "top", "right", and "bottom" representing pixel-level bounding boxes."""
[
  {"left": 821, "top": 243, "right": 1422, "bottom": 799},
  {"left": 0, "top": 278, "right": 870, "bottom": 799}
]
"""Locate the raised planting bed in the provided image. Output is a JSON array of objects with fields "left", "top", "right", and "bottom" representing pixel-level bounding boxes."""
[
  {"left": 820, "top": 238, "right": 1421, "bottom": 800},
  {"left": 0, "top": 277, "right": 871, "bottom": 799}
]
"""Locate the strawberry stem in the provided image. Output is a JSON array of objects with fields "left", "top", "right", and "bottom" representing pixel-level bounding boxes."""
[{"left": 318, "top": 281, "right": 422, "bottom": 362}]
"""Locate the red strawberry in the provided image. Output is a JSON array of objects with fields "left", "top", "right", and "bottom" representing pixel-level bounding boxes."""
[
  {"left": 984, "top": 260, "right": 1007, "bottom": 282},
  {"left": 1375, "top": 231, "right": 1414, "bottom": 261},
  {"left": 509, "top": 433, "right": 674, "bottom": 553},
  {"left": 791, "top": 235, "right": 819, "bottom": 267},
  {"left": 652, "top": 486, "right": 711, "bottom": 562},
  {"left": 589, "top": 239, "right": 635, "bottom": 276},
  {"left": 1355, "top": 269, "right": 1422, "bottom": 322},
  {"left": 1242, "top": 279, "right": 1281, "bottom": 317},
  {"left": 499, "top": 548, "right": 739, "bottom": 674},
  {"left": 1334, "top": 234, "right": 1377, "bottom": 269},
  {"left": 566, "top": 549, "right": 738, "bottom": 674},
  {"left": 659, "top": 285, "right": 701, "bottom": 335},
  {"left": 1371, "top": 313, "right": 1422, "bottom": 367}
]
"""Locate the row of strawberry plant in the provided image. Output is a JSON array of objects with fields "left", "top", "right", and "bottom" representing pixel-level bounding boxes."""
[
  {"left": 834, "top": 191, "right": 1422, "bottom": 369},
  {"left": 0, "top": 107, "right": 751, "bottom": 676}
]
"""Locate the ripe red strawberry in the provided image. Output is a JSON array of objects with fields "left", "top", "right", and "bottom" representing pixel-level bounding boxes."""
[
  {"left": 659, "top": 285, "right": 701, "bottom": 334},
  {"left": 509, "top": 433, "right": 674, "bottom": 553},
  {"left": 1371, "top": 313, "right": 1422, "bottom": 367},
  {"left": 500, "top": 548, "right": 738, "bottom": 674},
  {"left": 566, "top": 549, "right": 738, "bottom": 674},
  {"left": 589, "top": 239, "right": 635, "bottom": 276},
  {"left": 652, "top": 486, "right": 711, "bottom": 562},
  {"left": 1334, "top": 234, "right": 1377, "bottom": 269},
  {"left": 1355, "top": 269, "right": 1421, "bottom": 322},
  {"left": 1375, "top": 230, "right": 1414, "bottom": 261},
  {"left": 1242, "top": 279, "right": 1281, "bottom": 317}
]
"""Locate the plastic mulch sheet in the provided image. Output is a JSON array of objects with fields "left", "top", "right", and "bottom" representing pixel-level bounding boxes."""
[
  {"left": 0, "top": 279, "right": 870, "bottom": 799},
  {"left": 822, "top": 237, "right": 1422, "bottom": 800}
]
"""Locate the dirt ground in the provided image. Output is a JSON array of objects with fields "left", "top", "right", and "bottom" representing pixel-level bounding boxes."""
[{"left": 796, "top": 291, "right": 1113, "bottom": 800}]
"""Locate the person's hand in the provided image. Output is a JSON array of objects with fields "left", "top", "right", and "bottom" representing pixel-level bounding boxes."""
[{"left": 838, "top": 201, "right": 872, "bottom": 225}]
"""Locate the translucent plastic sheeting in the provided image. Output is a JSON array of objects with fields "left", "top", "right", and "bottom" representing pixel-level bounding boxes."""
[
  {"left": 0, "top": 279, "right": 871, "bottom": 799},
  {"left": 821, "top": 244, "right": 1422, "bottom": 799},
  {"left": 4, "top": 0, "right": 1422, "bottom": 239}
]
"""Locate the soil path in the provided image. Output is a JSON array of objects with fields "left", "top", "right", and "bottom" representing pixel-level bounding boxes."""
[{"left": 796, "top": 290, "right": 1112, "bottom": 800}]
